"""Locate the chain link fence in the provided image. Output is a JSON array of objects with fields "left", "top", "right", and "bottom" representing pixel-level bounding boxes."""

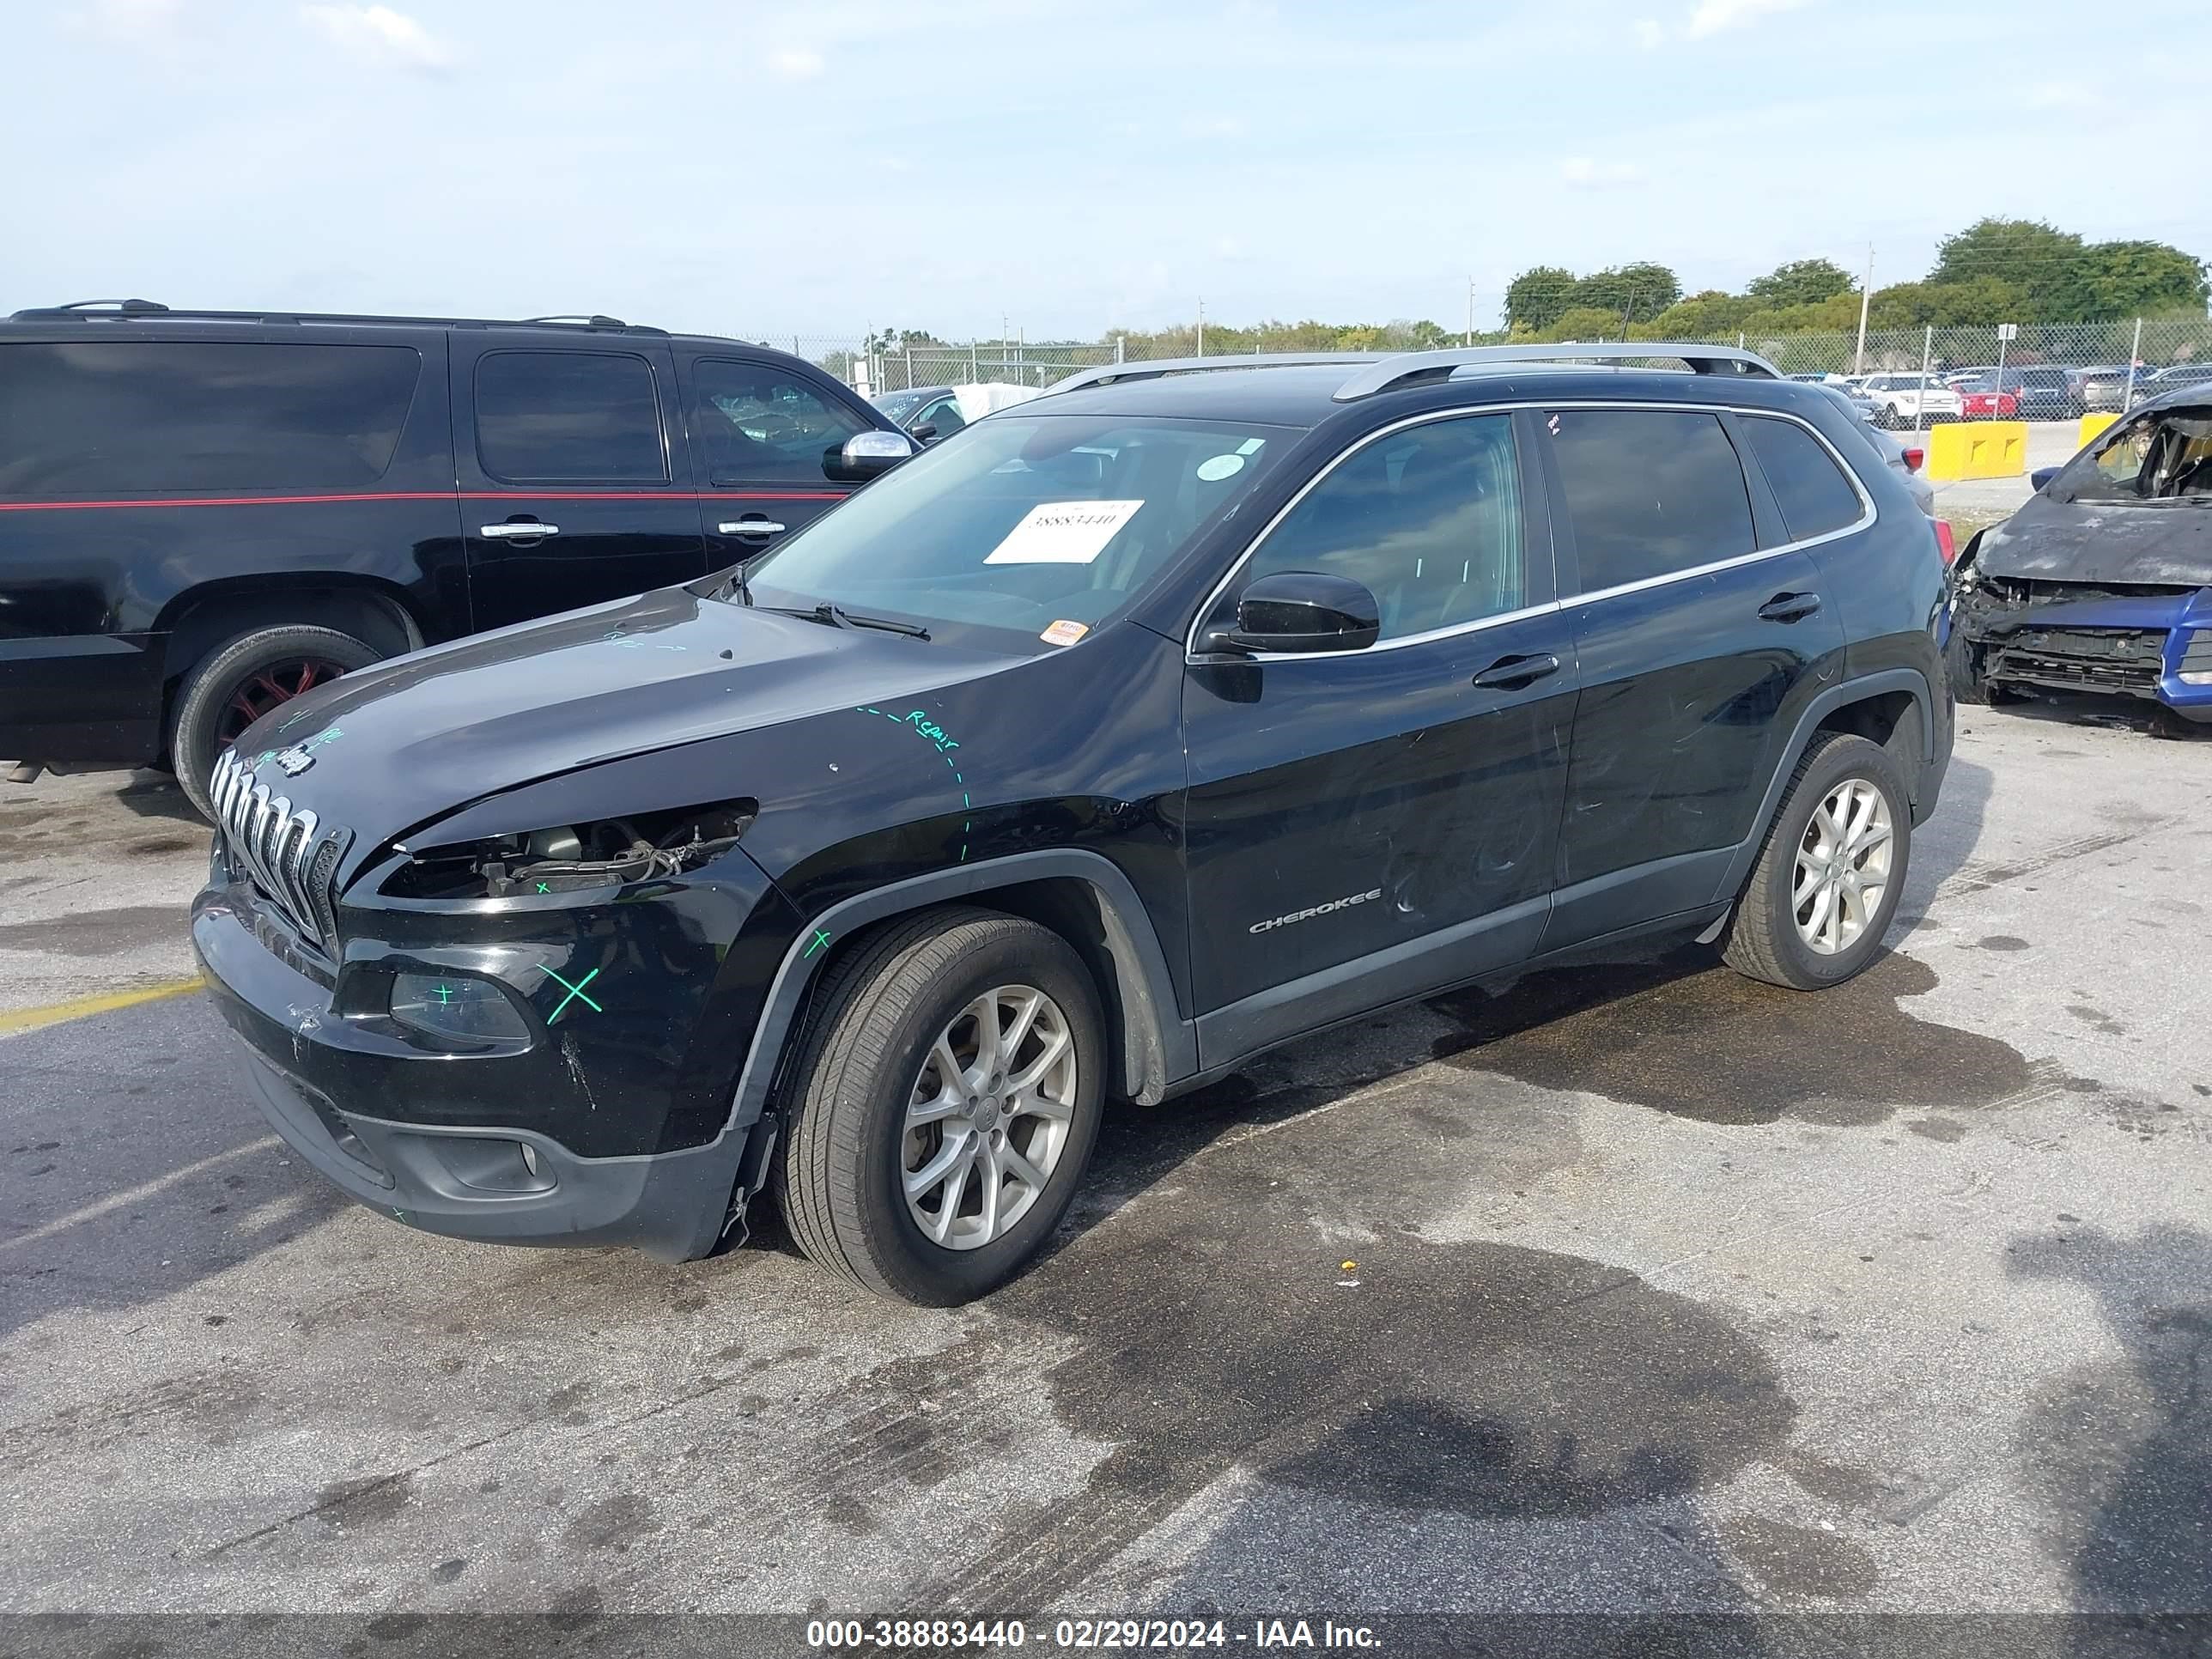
[{"left": 753, "top": 316, "right": 2212, "bottom": 422}]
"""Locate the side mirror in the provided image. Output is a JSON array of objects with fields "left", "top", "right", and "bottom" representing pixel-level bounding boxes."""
[
  {"left": 826, "top": 430, "right": 915, "bottom": 483},
  {"left": 1199, "top": 570, "right": 1380, "bottom": 656},
  {"left": 2031, "top": 466, "right": 2061, "bottom": 492},
  {"left": 909, "top": 422, "right": 939, "bottom": 444}
]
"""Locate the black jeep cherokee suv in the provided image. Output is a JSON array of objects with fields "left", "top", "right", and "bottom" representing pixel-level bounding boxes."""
[
  {"left": 0, "top": 300, "right": 911, "bottom": 817},
  {"left": 191, "top": 343, "right": 1953, "bottom": 1305}
]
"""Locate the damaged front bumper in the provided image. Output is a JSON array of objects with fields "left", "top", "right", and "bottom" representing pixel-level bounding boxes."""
[
  {"left": 191, "top": 843, "right": 799, "bottom": 1261},
  {"left": 1951, "top": 578, "right": 2212, "bottom": 721}
]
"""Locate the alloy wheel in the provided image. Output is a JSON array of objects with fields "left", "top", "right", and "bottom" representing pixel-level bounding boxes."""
[
  {"left": 216, "top": 657, "right": 348, "bottom": 747},
  {"left": 902, "top": 984, "right": 1078, "bottom": 1250},
  {"left": 1791, "top": 777, "right": 1894, "bottom": 956}
]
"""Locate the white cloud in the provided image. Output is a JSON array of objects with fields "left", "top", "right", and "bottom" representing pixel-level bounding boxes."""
[
  {"left": 1634, "top": 17, "right": 1666, "bottom": 46},
  {"left": 1684, "top": 0, "right": 1808, "bottom": 40},
  {"left": 769, "top": 46, "right": 824, "bottom": 78},
  {"left": 1560, "top": 156, "right": 1646, "bottom": 187},
  {"left": 66, "top": 0, "right": 182, "bottom": 45},
  {"left": 299, "top": 4, "right": 453, "bottom": 71},
  {"left": 1182, "top": 114, "right": 1246, "bottom": 138}
]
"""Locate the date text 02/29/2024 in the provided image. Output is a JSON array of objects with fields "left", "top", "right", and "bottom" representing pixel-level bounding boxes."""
[{"left": 805, "top": 1618, "right": 1382, "bottom": 1650}]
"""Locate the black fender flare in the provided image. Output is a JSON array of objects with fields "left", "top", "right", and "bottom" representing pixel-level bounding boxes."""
[
  {"left": 720, "top": 849, "right": 1195, "bottom": 1143},
  {"left": 1711, "top": 667, "right": 1936, "bottom": 905}
]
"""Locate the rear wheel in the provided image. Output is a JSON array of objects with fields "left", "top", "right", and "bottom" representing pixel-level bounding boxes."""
[
  {"left": 773, "top": 908, "right": 1105, "bottom": 1304},
  {"left": 1721, "top": 733, "right": 1911, "bottom": 991},
  {"left": 170, "top": 624, "right": 380, "bottom": 820}
]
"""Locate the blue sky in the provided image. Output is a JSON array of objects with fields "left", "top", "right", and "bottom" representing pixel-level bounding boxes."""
[{"left": 8, "top": 0, "right": 2209, "bottom": 343}]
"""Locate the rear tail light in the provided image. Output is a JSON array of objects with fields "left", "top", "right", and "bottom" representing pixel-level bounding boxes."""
[
  {"left": 1902, "top": 447, "right": 1924, "bottom": 472},
  {"left": 1934, "top": 520, "right": 1957, "bottom": 564}
]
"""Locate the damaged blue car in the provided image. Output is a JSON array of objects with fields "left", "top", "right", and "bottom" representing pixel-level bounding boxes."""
[{"left": 1948, "top": 387, "right": 2212, "bottom": 724}]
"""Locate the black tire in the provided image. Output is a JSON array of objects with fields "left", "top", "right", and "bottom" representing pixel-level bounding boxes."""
[
  {"left": 1720, "top": 732, "right": 1911, "bottom": 992},
  {"left": 170, "top": 624, "right": 381, "bottom": 821},
  {"left": 772, "top": 907, "right": 1106, "bottom": 1304}
]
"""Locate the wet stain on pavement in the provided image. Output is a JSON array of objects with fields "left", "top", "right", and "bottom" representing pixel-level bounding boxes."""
[
  {"left": 823, "top": 1080, "right": 1799, "bottom": 1613},
  {"left": 1720, "top": 1515, "right": 1880, "bottom": 1599},
  {"left": 0, "top": 905, "right": 186, "bottom": 958},
  {"left": 314, "top": 1472, "right": 415, "bottom": 1532},
  {"left": 2008, "top": 1225, "right": 2212, "bottom": 1613},
  {"left": 562, "top": 1492, "right": 658, "bottom": 1553},
  {"left": 1975, "top": 936, "right": 2031, "bottom": 952},
  {"left": 1422, "top": 950, "right": 2037, "bottom": 1127}
]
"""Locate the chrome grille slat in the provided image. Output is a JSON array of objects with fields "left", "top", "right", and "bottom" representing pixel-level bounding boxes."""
[{"left": 210, "top": 750, "right": 349, "bottom": 957}]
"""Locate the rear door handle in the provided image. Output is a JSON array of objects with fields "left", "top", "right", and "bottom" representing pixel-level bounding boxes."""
[
  {"left": 717, "top": 520, "right": 787, "bottom": 538},
  {"left": 1758, "top": 592, "right": 1822, "bottom": 623},
  {"left": 1470, "top": 653, "right": 1561, "bottom": 690},
  {"left": 481, "top": 521, "right": 560, "bottom": 539}
]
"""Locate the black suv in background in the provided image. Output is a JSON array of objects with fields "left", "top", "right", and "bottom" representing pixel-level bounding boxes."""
[
  {"left": 0, "top": 301, "right": 911, "bottom": 817},
  {"left": 192, "top": 343, "right": 1952, "bottom": 1306}
]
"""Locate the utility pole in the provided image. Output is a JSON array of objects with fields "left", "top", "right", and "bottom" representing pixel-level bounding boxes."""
[
  {"left": 1852, "top": 242, "right": 1874, "bottom": 376},
  {"left": 1466, "top": 276, "right": 1476, "bottom": 346},
  {"left": 1196, "top": 297, "right": 1205, "bottom": 358}
]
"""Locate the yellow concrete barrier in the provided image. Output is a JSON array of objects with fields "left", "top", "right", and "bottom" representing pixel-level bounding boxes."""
[
  {"left": 1925, "top": 420, "right": 2027, "bottom": 481},
  {"left": 2078, "top": 412, "right": 2118, "bottom": 448}
]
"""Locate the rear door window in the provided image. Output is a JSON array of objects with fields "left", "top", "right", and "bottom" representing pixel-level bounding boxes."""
[
  {"left": 0, "top": 340, "right": 421, "bottom": 494},
  {"left": 1546, "top": 408, "right": 1756, "bottom": 594},
  {"left": 473, "top": 350, "right": 667, "bottom": 483},
  {"left": 1739, "top": 416, "right": 1866, "bottom": 542}
]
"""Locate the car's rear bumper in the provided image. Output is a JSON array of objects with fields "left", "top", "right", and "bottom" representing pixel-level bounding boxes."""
[{"left": 0, "top": 633, "right": 167, "bottom": 764}]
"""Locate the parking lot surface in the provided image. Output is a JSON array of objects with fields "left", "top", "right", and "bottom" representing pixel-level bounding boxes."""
[{"left": 3, "top": 708, "right": 2209, "bottom": 1637}]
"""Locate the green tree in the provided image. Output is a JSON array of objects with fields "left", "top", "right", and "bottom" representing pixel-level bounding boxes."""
[
  {"left": 1867, "top": 276, "right": 2031, "bottom": 331},
  {"left": 1574, "top": 262, "right": 1684, "bottom": 324},
  {"left": 2073, "top": 240, "right": 2209, "bottom": 319},
  {"left": 1504, "top": 265, "right": 1578, "bottom": 330},
  {"left": 1928, "top": 217, "right": 2102, "bottom": 319},
  {"left": 1746, "top": 258, "right": 1855, "bottom": 308},
  {"left": 1549, "top": 304, "right": 1629, "bottom": 341},
  {"left": 1646, "top": 289, "right": 1756, "bottom": 337}
]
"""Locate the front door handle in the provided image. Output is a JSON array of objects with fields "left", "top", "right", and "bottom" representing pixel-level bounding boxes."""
[
  {"left": 1470, "top": 653, "right": 1561, "bottom": 690},
  {"left": 481, "top": 521, "right": 560, "bottom": 539},
  {"left": 717, "top": 520, "right": 787, "bottom": 538},
  {"left": 1759, "top": 592, "right": 1822, "bottom": 623}
]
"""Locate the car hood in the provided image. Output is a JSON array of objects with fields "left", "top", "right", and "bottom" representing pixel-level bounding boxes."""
[
  {"left": 228, "top": 586, "right": 1015, "bottom": 855},
  {"left": 1975, "top": 491, "right": 2212, "bottom": 587}
]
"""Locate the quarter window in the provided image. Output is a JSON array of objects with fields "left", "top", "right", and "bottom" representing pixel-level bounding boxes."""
[
  {"left": 1740, "top": 416, "right": 1864, "bottom": 542},
  {"left": 690, "top": 359, "right": 870, "bottom": 483},
  {"left": 1547, "top": 408, "right": 1755, "bottom": 594},
  {"left": 474, "top": 351, "right": 667, "bottom": 483},
  {"left": 1230, "top": 414, "right": 1525, "bottom": 643},
  {"left": 0, "top": 341, "right": 421, "bottom": 494}
]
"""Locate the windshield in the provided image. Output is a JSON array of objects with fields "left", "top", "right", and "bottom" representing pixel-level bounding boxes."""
[
  {"left": 736, "top": 414, "right": 1294, "bottom": 642},
  {"left": 2057, "top": 410, "right": 2212, "bottom": 504},
  {"left": 872, "top": 388, "right": 933, "bottom": 422}
]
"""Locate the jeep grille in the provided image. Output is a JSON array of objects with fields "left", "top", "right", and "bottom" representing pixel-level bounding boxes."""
[{"left": 210, "top": 750, "right": 351, "bottom": 955}]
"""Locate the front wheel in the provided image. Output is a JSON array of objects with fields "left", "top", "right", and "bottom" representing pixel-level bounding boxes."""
[
  {"left": 1721, "top": 733, "right": 1911, "bottom": 991},
  {"left": 169, "top": 624, "right": 381, "bottom": 821},
  {"left": 773, "top": 908, "right": 1106, "bottom": 1304}
]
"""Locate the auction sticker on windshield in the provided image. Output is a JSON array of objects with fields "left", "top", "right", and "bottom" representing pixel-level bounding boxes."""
[{"left": 984, "top": 500, "right": 1145, "bottom": 564}]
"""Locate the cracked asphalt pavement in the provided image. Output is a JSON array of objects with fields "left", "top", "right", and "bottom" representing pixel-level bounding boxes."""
[{"left": 2, "top": 708, "right": 2209, "bottom": 1645}]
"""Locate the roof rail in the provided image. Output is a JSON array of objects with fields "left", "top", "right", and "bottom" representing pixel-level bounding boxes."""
[
  {"left": 1042, "top": 351, "right": 1386, "bottom": 398},
  {"left": 1331, "top": 341, "right": 1779, "bottom": 401},
  {"left": 6, "top": 303, "right": 666, "bottom": 336},
  {"left": 522, "top": 313, "right": 630, "bottom": 328}
]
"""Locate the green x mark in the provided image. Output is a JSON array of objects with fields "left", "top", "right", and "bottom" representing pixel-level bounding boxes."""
[
  {"left": 536, "top": 881, "right": 553, "bottom": 895},
  {"left": 803, "top": 928, "right": 832, "bottom": 958},
  {"left": 540, "top": 965, "right": 603, "bottom": 1024}
]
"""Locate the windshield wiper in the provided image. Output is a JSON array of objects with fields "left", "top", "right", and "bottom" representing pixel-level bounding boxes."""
[{"left": 811, "top": 602, "right": 930, "bottom": 639}]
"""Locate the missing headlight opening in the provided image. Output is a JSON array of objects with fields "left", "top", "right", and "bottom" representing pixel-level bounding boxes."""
[{"left": 382, "top": 801, "right": 757, "bottom": 900}]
